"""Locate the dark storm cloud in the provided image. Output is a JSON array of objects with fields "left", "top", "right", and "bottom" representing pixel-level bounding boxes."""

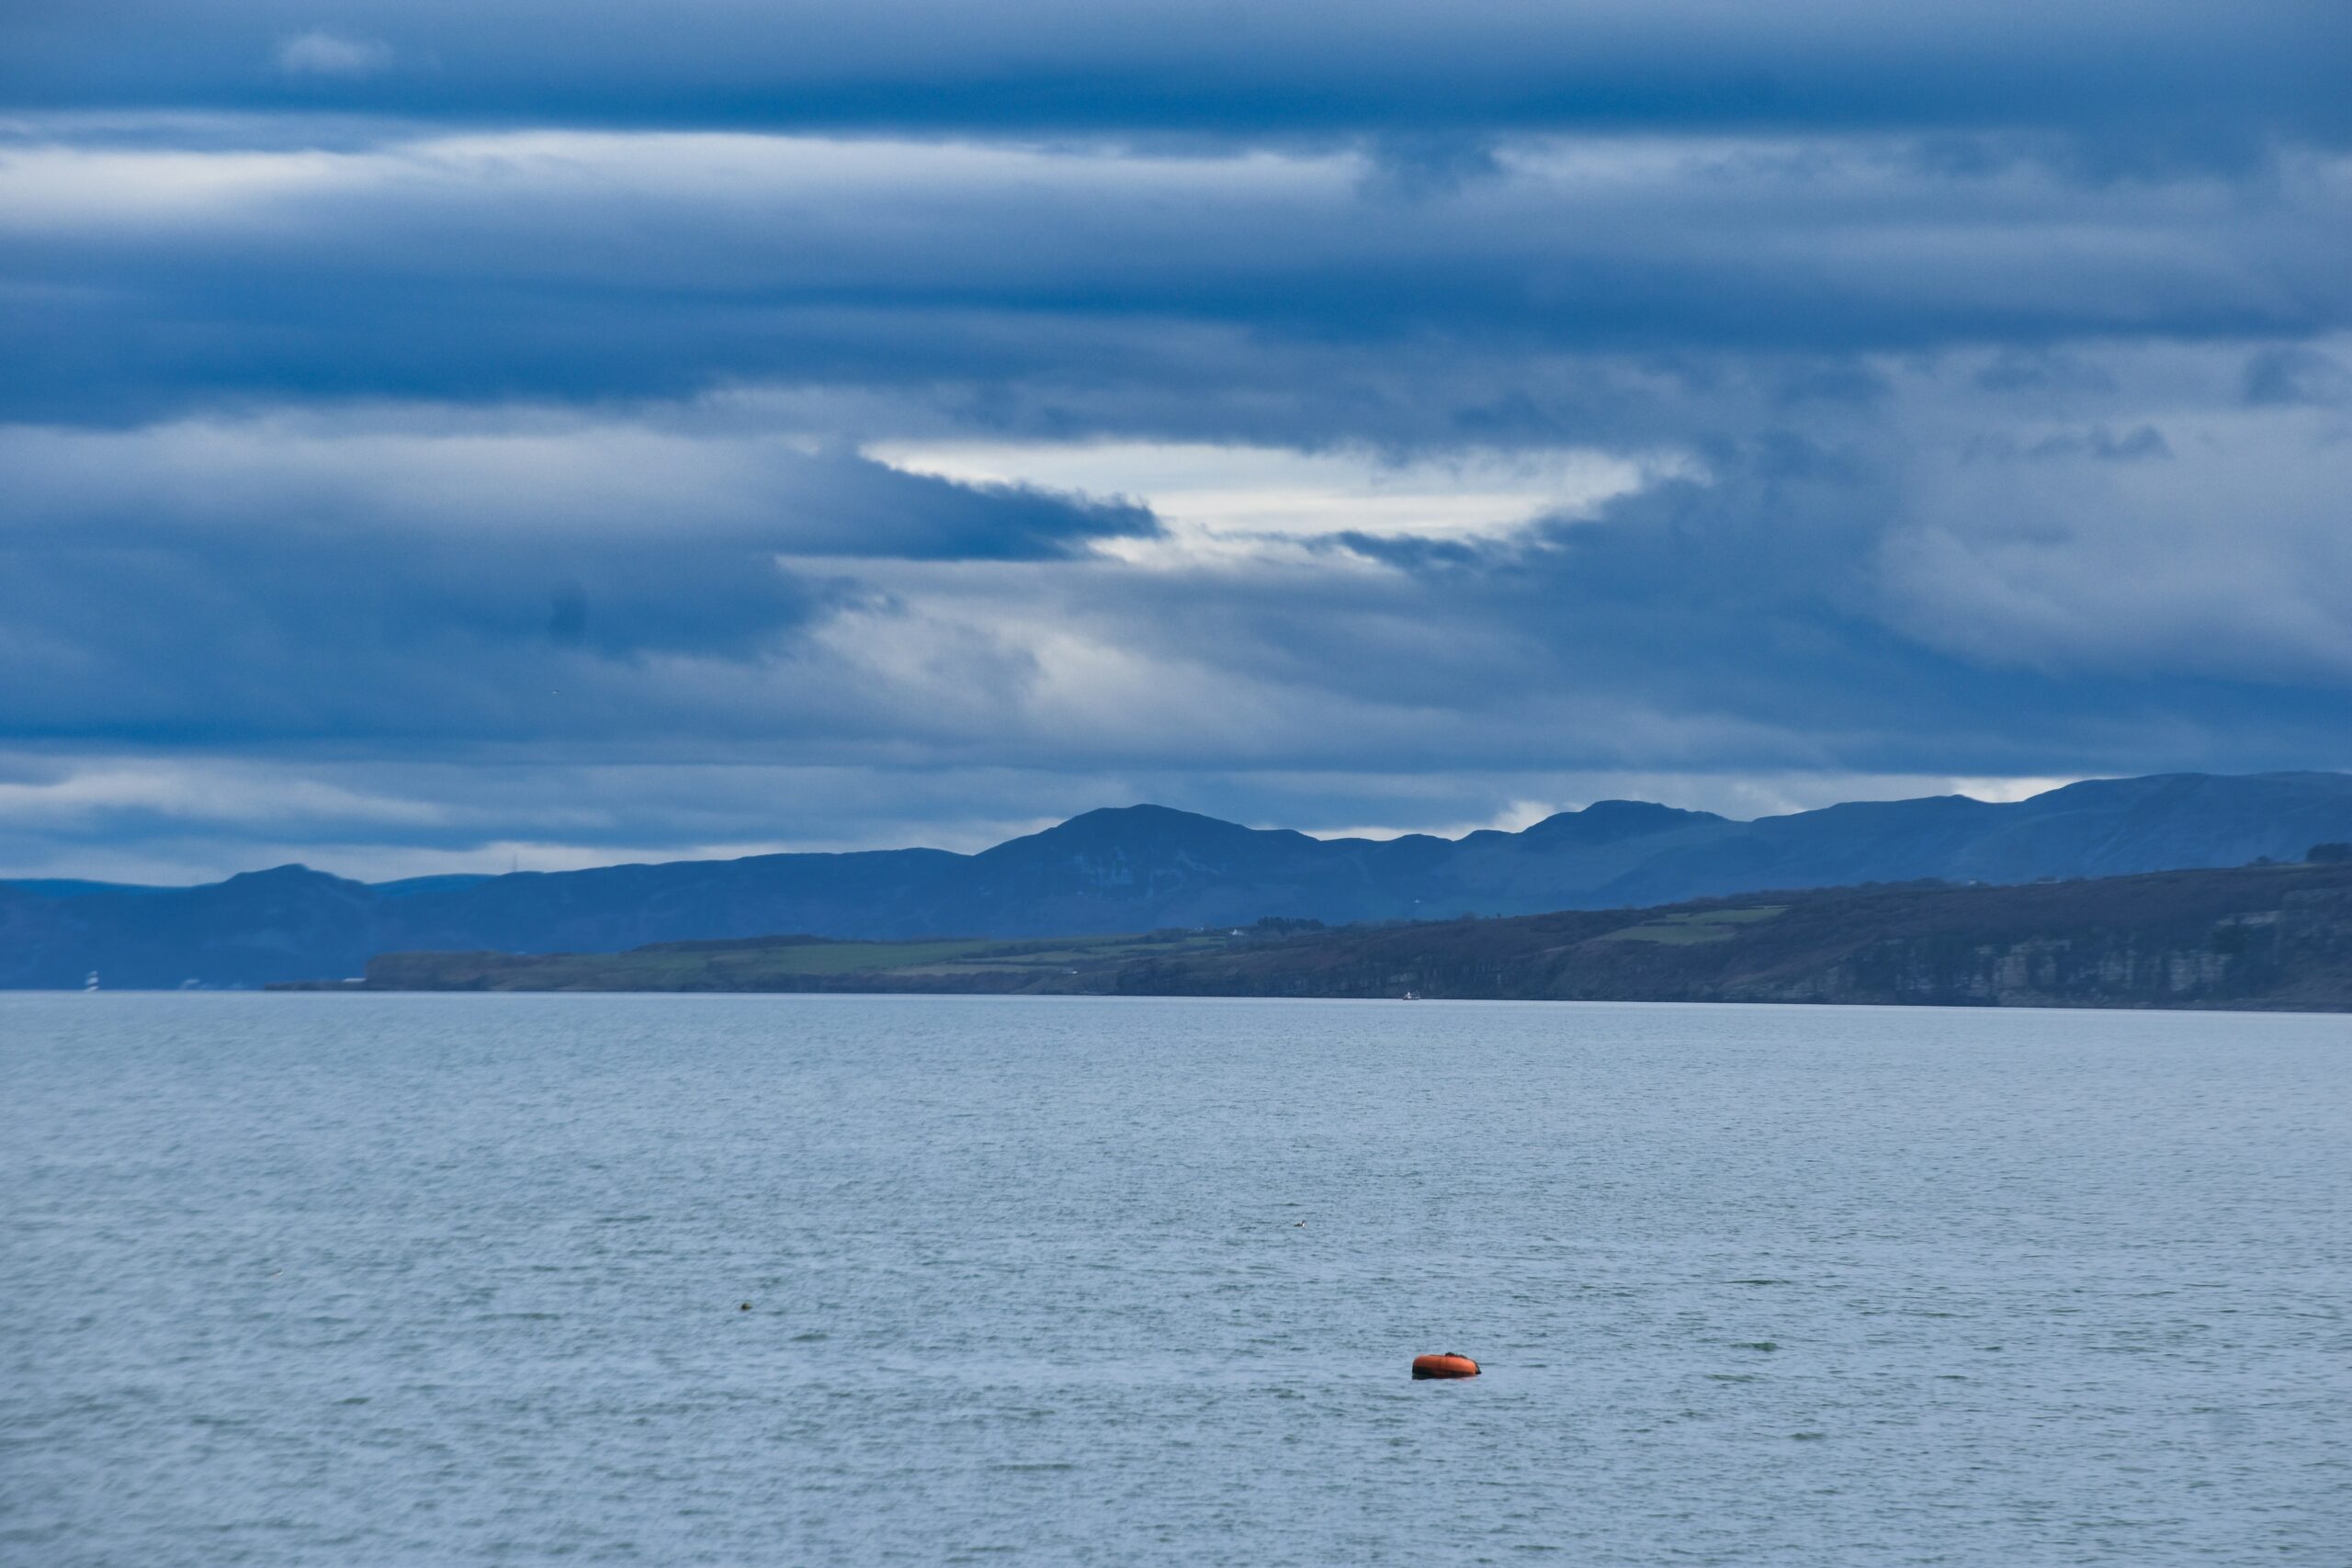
[
  {"left": 3, "top": 130, "right": 2344, "bottom": 419},
  {"left": 0, "top": 426, "right": 1151, "bottom": 743},
  {"left": 5, "top": 1, "right": 2348, "bottom": 157},
  {"left": 1077, "top": 429, "right": 2352, "bottom": 781},
  {"left": 0, "top": 1, "right": 2347, "bottom": 878},
  {"left": 2, "top": 369, "right": 2347, "bottom": 878},
  {"left": 10, "top": 412, "right": 2337, "bottom": 774},
  {"left": 2243, "top": 345, "right": 2352, "bottom": 408}
]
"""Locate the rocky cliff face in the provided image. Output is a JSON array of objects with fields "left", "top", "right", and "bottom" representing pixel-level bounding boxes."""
[
  {"left": 1109, "top": 861, "right": 2352, "bottom": 1011},
  {"left": 347, "top": 860, "right": 2352, "bottom": 1011},
  {"left": 1785, "top": 879, "right": 2352, "bottom": 1009}
]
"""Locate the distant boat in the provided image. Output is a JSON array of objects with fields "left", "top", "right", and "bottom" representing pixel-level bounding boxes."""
[{"left": 1400, "top": 990, "right": 1420, "bottom": 1001}]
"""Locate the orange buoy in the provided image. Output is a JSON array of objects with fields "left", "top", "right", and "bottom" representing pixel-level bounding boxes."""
[{"left": 1411, "top": 1353, "right": 1480, "bottom": 1380}]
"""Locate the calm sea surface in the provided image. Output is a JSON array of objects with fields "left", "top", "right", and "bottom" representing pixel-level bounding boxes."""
[{"left": 2, "top": 994, "right": 2346, "bottom": 1566}]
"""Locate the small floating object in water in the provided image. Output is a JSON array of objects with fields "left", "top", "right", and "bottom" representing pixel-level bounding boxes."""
[
  {"left": 1411, "top": 1353, "right": 1480, "bottom": 1380},
  {"left": 740, "top": 1303, "right": 752, "bottom": 1311}
]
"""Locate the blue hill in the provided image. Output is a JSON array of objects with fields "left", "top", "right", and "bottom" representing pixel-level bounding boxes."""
[{"left": 6, "top": 772, "right": 2352, "bottom": 987}]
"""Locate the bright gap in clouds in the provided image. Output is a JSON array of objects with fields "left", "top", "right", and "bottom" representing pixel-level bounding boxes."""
[
  {"left": 1297, "top": 774, "right": 2102, "bottom": 841},
  {"left": 865, "top": 440, "right": 1682, "bottom": 559}
]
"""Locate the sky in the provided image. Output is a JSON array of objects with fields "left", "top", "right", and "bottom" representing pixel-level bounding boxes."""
[{"left": 2, "top": 2, "right": 2348, "bottom": 883}]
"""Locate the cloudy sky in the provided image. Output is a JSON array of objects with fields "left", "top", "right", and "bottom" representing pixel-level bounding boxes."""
[{"left": 3, "top": 1, "right": 2348, "bottom": 882}]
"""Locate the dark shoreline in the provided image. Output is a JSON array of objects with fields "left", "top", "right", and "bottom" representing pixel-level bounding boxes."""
[{"left": 289, "top": 860, "right": 2352, "bottom": 1012}]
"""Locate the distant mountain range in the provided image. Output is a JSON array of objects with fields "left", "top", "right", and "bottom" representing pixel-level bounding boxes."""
[{"left": 6, "top": 770, "right": 2352, "bottom": 988}]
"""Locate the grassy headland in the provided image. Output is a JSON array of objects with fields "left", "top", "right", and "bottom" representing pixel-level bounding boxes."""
[{"left": 307, "top": 859, "right": 2352, "bottom": 1010}]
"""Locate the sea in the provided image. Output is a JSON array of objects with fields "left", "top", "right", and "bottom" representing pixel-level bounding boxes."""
[{"left": 2, "top": 993, "right": 2346, "bottom": 1566}]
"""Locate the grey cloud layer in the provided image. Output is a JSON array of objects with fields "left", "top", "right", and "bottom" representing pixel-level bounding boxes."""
[
  {"left": 6, "top": 130, "right": 2345, "bottom": 417},
  {"left": 0, "top": 422, "right": 1149, "bottom": 744},
  {"left": 5, "top": 356, "right": 2345, "bottom": 776},
  {"left": 7, "top": 0, "right": 2347, "bottom": 155},
  {"left": 2, "top": 5, "right": 2347, "bottom": 877}
]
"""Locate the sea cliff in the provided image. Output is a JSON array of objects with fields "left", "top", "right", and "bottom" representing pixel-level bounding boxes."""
[{"left": 335, "top": 859, "right": 2352, "bottom": 1010}]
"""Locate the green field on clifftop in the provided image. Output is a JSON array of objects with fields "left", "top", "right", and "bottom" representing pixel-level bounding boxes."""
[{"left": 357, "top": 928, "right": 1245, "bottom": 992}]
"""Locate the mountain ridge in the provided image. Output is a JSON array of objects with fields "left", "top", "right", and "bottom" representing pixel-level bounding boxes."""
[{"left": 8, "top": 771, "right": 2352, "bottom": 987}]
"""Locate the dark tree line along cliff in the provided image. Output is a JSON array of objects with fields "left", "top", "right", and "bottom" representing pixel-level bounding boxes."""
[{"left": 353, "top": 860, "right": 2352, "bottom": 1012}]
